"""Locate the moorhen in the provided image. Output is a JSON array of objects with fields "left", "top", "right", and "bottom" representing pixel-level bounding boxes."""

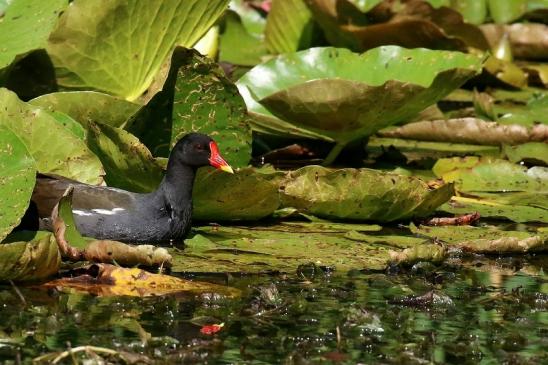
[{"left": 28, "top": 133, "right": 233, "bottom": 244}]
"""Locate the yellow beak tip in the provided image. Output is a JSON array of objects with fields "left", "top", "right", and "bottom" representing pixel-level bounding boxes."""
[{"left": 220, "top": 165, "right": 234, "bottom": 174}]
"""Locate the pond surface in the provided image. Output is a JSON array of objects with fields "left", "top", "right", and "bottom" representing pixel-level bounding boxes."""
[{"left": 1, "top": 255, "right": 547, "bottom": 364}]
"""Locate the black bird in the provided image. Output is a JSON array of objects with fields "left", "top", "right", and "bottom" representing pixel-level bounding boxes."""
[{"left": 27, "top": 133, "right": 233, "bottom": 244}]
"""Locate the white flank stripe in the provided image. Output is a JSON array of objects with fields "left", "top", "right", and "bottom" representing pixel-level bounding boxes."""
[{"left": 73, "top": 209, "right": 93, "bottom": 217}]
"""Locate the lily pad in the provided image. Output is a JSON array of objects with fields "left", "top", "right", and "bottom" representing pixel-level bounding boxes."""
[
  {"left": 0, "top": 88, "right": 104, "bottom": 184},
  {"left": 378, "top": 118, "right": 547, "bottom": 145},
  {"left": 86, "top": 122, "right": 164, "bottom": 193},
  {"left": 47, "top": 0, "right": 229, "bottom": 100},
  {"left": 237, "top": 46, "right": 483, "bottom": 163},
  {"left": 367, "top": 137, "right": 500, "bottom": 163},
  {"left": 433, "top": 156, "right": 548, "bottom": 193},
  {"left": 173, "top": 224, "right": 445, "bottom": 273},
  {"left": 280, "top": 165, "right": 454, "bottom": 221},
  {"left": 502, "top": 142, "right": 548, "bottom": 166},
  {"left": 433, "top": 156, "right": 547, "bottom": 223},
  {"left": 0, "top": 0, "right": 66, "bottom": 71},
  {"left": 0, "top": 231, "right": 60, "bottom": 282},
  {"left": 0, "top": 126, "right": 36, "bottom": 241},
  {"left": 439, "top": 194, "right": 547, "bottom": 223},
  {"left": 30, "top": 91, "right": 141, "bottom": 128},
  {"left": 193, "top": 167, "right": 282, "bottom": 221}
]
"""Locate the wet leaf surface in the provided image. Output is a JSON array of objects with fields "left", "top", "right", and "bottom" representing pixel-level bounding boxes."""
[{"left": 173, "top": 223, "right": 445, "bottom": 273}]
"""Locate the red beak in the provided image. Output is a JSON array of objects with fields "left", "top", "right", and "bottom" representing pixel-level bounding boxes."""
[{"left": 208, "top": 141, "right": 234, "bottom": 173}]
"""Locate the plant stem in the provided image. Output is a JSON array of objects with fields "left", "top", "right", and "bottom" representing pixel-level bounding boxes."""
[{"left": 322, "top": 142, "right": 346, "bottom": 166}]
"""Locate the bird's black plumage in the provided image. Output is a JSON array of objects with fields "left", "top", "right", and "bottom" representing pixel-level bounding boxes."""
[{"left": 25, "top": 133, "right": 232, "bottom": 245}]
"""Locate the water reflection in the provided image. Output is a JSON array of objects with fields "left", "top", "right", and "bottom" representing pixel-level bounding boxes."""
[{"left": 0, "top": 255, "right": 547, "bottom": 364}]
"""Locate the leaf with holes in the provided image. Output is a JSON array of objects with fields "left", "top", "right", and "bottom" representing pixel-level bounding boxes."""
[{"left": 171, "top": 48, "right": 251, "bottom": 167}]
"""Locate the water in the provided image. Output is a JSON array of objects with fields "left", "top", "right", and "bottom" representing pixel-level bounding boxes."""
[{"left": 1, "top": 256, "right": 547, "bottom": 364}]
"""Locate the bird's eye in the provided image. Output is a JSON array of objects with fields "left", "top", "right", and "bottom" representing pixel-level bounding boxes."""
[{"left": 194, "top": 143, "right": 205, "bottom": 151}]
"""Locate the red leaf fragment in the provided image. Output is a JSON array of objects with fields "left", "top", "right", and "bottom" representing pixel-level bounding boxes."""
[{"left": 200, "top": 323, "right": 224, "bottom": 335}]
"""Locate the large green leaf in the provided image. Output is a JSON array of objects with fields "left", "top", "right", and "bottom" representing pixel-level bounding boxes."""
[
  {"left": 170, "top": 49, "right": 251, "bottom": 167},
  {"left": 280, "top": 165, "right": 454, "bottom": 221},
  {"left": 0, "top": 126, "right": 36, "bottom": 241},
  {"left": 86, "top": 122, "right": 164, "bottom": 193},
  {"left": 193, "top": 167, "right": 282, "bottom": 221},
  {"left": 264, "top": 0, "right": 315, "bottom": 54},
  {"left": 173, "top": 224, "right": 445, "bottom": 273},
  {"left": 46, "top": 0, "right": 229, "bottom": 100},
  {"left": 30, "top": 91, "right": 141, "bottom": 128},
  {"left": 0, "top": 88, "right": 104, "bottom": 184},
  {"left": 0, "top": 231, "right": 60, "bottom": 282},
  {"left": 237, "top": 46, "right": 482, "bottom": 162},
  {"left": 0, "top": 0, "right": 66, "bottom": 71}
]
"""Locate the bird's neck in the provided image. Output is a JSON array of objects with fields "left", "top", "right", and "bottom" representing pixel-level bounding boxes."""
[{"left": 157, "top": 161, "right": 196, "bottom": 212}]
